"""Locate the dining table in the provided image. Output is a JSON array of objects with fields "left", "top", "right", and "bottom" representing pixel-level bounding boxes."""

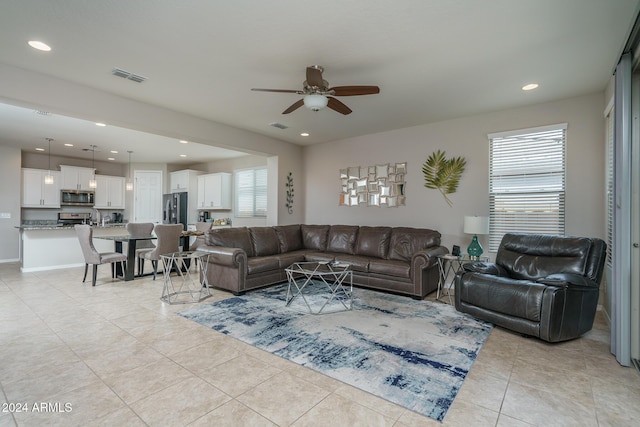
[{"left": 95, "top": 230, "right": 204, "bottom": 281}]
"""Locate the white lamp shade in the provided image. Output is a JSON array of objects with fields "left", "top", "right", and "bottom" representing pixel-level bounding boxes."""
[
  {"left": 303, "top": 94, "right": 328, "bottom": 111},
  {"left": 464, "top": 216, "right": 489, "bottom": 235}
]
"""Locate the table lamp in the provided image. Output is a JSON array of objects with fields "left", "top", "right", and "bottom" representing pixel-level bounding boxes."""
[{"left": 463, "top": 216, "right": 489, "bottom": 259}]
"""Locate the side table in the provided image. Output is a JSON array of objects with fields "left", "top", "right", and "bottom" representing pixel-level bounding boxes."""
[
  {"left": 160, "top": 251, "right": 212, "bottom": 304},
  {"left": 436, "top": 254, "right": 489, "bottom": 305}
]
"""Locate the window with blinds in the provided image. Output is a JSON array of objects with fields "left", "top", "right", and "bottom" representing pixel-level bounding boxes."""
[
  {"left": 234, "top": 167, "right": 267, "bottom": 218},
  {"left": 488, "top": 124, "right": 567, "bottom": 251}
]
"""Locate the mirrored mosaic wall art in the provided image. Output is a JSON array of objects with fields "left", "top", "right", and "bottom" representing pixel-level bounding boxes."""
[{"left": 339, "top": 162, "right": 406, "bottom": 207}]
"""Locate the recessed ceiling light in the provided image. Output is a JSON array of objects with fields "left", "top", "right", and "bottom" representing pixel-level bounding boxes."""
[
  {"left": 522, "top": 83, "right": 539, "bottom": 91},
  {"left": 107, "top": 157, "right": 115, "bottom": 161},
  {"left": 95, "top": 122, "right": 106, "bottom": 127},
  {"left": 27, "top": 40, "right": 51, "bottom": 51},
  {"left": 64, "top": 143, "right": 73, "bottom": 147},
  {"left": 179, "top": 140, "right": 188, "bottom": 144},
  {"left": 35, "top": 147, "right": 45, "bottom": 151},
  {"left": 180, "top": 154, "right": 187, "bottom": 157},
  {"left": 110, "top": 150, "right": 118, "bottom": 154},
  {"left": 300, "top": 132, "right": 310, "bottom": 137}
]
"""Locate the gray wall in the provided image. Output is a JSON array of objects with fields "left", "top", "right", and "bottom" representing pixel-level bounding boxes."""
[
  {"left": 0, "top": 145, "right": 21, "bottom": 262},
  {"left": 303, "top": 92, "right": 606, "bottom": 253}
]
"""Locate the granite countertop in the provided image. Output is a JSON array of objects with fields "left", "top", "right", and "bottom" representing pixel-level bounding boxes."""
[{"left": 17, "top": 222, "right": 127, "bottom": 230}]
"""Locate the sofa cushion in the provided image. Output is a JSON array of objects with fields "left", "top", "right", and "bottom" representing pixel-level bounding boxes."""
[
  {"left": 206, "top": 227, "right": 254, "bottom": 257},
  {"left": 301, "top": 225, "right": 329, "bottom": 251},
  {"left": 326, "top": 225, "right": 359, "bottom": 254},
  {"left": 274, "top": 224, "right": 303, "bottom": 252},
  {"left": 304, "top": 252, "right": 335, "bottom": 263},
  {"left": 355, "top": 226, "right": 392, "bottom": 259},
  {"left": 333, "top": 254, "right": 370, "bottom": 272},
  {"left": 249, "top": 227, "right": 281, "bottom": 257},
  {"left": 277, "top": 251, "right": 307, "bottom": 269},
  {"left": 368, "top": 259, "right": 411, "bottom": 278},
  {"left": 247, "top": 256, "right": 280, "bottom": 274},
  {"left": 388, "top": 227, "right": 441, "bottom": 261}
]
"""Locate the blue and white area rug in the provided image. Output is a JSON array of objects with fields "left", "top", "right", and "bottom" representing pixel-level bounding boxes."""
[{"left": 178, "top": 284, "right": 492, "bottom": 421}]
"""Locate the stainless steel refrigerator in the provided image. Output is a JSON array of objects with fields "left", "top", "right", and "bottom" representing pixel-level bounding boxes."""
[{"left": 162, "top": 192, "right": 188, "bottom": 230}]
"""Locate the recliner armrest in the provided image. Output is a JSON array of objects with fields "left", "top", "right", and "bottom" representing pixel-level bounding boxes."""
[
  {"left": 462, "top": 261, "right": 509, "bottom": 277},
  {"left": 536, "top": 273, "right": 598, "bottom": 289}
]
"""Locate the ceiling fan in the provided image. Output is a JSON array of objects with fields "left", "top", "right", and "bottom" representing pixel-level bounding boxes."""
[{"left": 251, "top": 65, "right": 380, "bottom": 115}]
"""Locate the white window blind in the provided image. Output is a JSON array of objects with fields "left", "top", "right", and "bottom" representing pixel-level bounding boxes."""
[
  {"left": 235, "top": 167, "right": 267, "bottom": 218},
  {"left": 488, "top": 124, "right": 567, "bottom": 251},
  {"left": 605, "top": 107, "right": 614, "bottom": 269}
]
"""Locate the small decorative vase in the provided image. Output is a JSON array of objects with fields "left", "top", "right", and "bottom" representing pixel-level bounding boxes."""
[{"left": 467, "top": 235, "right": 483, "bottom": 259}]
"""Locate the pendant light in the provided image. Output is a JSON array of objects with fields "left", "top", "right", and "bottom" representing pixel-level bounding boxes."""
[
  {"left": 126, "top": 150, "right": 134, "bottom": 191},
  {"left": 89, "top": 145, "right": 97, "bottom": 189},
  {"left": 44, "top": 138, "right": 54, "bottom": 185}
]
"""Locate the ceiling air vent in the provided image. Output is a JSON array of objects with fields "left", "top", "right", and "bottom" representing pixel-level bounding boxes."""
[
  {"left": 111, "top": 67, "right": 147, "bottom": 83},
  {"left": 269, "top": 122, "right": 288, "bottom": 130}
]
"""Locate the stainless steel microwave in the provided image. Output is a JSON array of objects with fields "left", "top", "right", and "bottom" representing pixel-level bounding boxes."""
[{"left": 60, "top": 190, "right": 95, "bottom": 206}]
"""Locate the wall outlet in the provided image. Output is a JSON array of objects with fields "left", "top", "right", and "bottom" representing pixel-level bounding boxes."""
[{"left": 0, "top": 212, "right": 10, "bottom": 219}]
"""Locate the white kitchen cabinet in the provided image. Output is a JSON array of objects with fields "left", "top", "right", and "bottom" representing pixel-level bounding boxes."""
[
  {"left": 60, "top": 165, "right": 95, "bottom": 191},
  {"left": 94, "top": 175, "right": 125, "bottom": 209},
  {"left": 197, "top": 172, "right": 231, "bottom": 209},
  {"left": 170, "top": 169, "right": 201, "bottom": 193},
  {"left": 22, "top": 168, "right": 61, "bottom": 208}
]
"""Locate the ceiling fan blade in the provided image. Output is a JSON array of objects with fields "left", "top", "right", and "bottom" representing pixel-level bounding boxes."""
[
  {"left": 329, "top": 85, "right": 380, "bottom": 96},
  {"left": 306, "top": 66, "right": 324, "bottom": 88},
  {"left": 327, "top": 97, "right": 352, "bottom": 115},
  {"left": 251, "top": 88, "right": 302, "bottom": 94},
  {"left": 282, "top": 99, "right": 304, "bottom": 114}
]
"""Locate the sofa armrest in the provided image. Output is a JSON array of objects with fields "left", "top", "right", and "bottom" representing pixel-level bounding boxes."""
[
  {"left": 536, "top": 273, "right": 598, "bottom": 289},
  {"left": 197, "top": 245, "right": 247, "bottom": 268},
  {"left": 413, "top": 245, "right": 449, "bottom": 269},
  {"left": 462, "top": 261, "right": 510, "bottom": 277}
]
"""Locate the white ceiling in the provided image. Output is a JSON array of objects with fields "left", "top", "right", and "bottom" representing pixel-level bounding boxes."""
[{"left": 0, "top": 0, "right": 638, "bottom": 164}]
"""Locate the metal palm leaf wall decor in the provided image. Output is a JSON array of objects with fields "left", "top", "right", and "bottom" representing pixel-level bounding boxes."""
[
  {"left": 285, "top": 172, "right": 294, "bottom": 214},
  {"left": 422, "top": 150, "right": 466, "bottom": 207}
]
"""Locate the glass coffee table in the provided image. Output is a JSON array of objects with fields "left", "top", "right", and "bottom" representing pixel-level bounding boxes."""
[{"left": 284, "top": 261, "right": 353, "bottom": 314}]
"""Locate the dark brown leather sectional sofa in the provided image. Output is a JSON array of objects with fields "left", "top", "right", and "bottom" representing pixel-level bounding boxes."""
[{"left": 198, "top": 224, "right": 448, "bottom": 299}]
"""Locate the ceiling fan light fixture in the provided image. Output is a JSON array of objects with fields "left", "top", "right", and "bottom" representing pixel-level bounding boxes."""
[{"left": 304, "top": 94, "right": 328, "bottom": 111}]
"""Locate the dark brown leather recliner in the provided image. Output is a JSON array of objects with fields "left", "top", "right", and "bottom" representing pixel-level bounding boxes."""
[{"left": 454, "top": 233, "right": 606, "bottom": 342}]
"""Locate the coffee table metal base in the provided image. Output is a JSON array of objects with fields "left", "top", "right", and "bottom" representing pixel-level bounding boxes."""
[{"left": 285, "top": 262, "right": 353, "bottom": 314}]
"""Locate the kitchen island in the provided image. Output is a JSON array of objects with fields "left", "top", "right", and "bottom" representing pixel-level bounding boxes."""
[{"left": 18, "top": 224, "right": 128, "bottom": 273}]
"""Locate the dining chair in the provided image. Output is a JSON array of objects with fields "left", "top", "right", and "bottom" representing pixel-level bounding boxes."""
[
  {"left": 74, "top": 224, "right": 127, "bottom": 286},
  {"left": 126, "top": 222, "right": 155, "bottom": 275},
  {"left": 138, "top": 223, "right": 183, "bottom": 280}
]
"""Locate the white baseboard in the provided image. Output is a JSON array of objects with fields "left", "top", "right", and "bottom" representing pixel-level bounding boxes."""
[{"left": 20, "top": 262, "right": 84, "bottom": 273}]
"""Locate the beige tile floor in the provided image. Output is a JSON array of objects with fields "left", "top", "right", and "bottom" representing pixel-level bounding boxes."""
[{"left": 1, "top": 261, "right": 638, "bottom": 426}]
